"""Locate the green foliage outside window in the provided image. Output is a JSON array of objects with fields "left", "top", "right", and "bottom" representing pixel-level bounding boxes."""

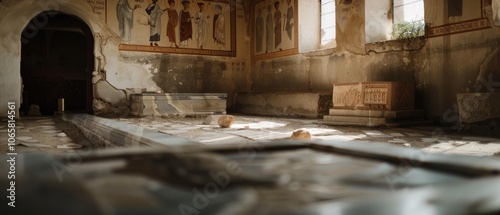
[{"left": 391, "top": 20, "right": 425, "bottom": 40}]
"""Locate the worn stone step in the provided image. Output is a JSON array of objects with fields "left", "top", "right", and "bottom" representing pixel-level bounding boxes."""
[
  {"left": 321, "top": 115, "right": 432, "bottom": 127},
  {"left": 385, "top": 119, "right": 434, "bottom": 128},
  {"left": 329, "top": 109, "right": 425, "bottom": 119},
  {"left": 322, "top": 115, "right": 387, "bottom": 127}
]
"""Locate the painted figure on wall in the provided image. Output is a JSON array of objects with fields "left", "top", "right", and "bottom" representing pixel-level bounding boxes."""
[
  {"left": 213, "top": 4, "right": 226, "bottom": 49},
  {"left": 179, "top": 0, "right": 193, "bottom": 47},
  {"left": 194, "top": 2, "right": 209, "bottom": 49},
  {"left": 273, "top": 1, "right": 282, "bottom": 50},
  {"left": 255, "top": 7, "right": 264, "bottom": 52},
  {"left": 146, "top": 0, "right": 165, "bottom": 46},
  {"left": 265, "top": 4, "right": 273, "bottom": 53},
  {"left": 166, "top": 0, "right": 179, "bottom": 47},
  {"left": 117, "top": 0, "right": 139, "bottom": 41},
  {"left": 284, "top": 0, "right": 294, "bottom": 41}
]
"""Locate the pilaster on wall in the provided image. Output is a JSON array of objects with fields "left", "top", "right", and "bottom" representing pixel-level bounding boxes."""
[
  {"left": 335, "top": 0, "right": 366, "bottom": 54},
  {"left": 492, "top": 0, "right": 500, "bottom": 26}
]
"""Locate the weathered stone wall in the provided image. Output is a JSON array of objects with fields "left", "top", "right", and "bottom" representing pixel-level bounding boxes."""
[{"left": 249, "top": 0, "right": 500, "bottom": 123}]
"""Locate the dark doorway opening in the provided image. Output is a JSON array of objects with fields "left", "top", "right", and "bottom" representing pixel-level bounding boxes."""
[{"left": 20, "top": 11, "right": 94, "bottom": 115}]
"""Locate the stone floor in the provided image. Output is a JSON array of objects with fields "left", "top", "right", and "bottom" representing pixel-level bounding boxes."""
[
  {"left": 3, "top": 114, "right": 500, "bottom": 215},
  {"left": 1, "top": 114, "right": 500, "bottom": 158},
  {"left": 0, "top": 116, "right": 92, "bottom": 154},
  {"left": 113, "top": 115, "right": 500, "bottom": 157}
]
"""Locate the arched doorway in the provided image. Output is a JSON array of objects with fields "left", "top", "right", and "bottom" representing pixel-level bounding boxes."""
[{"left": 20, "top": 11, "right": 94, "bottom": 115}]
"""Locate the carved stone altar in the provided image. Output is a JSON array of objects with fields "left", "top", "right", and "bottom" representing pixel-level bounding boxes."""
[
  {"left": 332, "top": 82, "right": 414, "bottom": 110},
  {"left": 322, "top": 82, "right": 427, "bottom": 127},
  {"left": 130, "top": 93, "right": 227, "bottom": 117}
]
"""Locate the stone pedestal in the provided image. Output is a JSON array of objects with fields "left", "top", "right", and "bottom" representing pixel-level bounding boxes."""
[
  {"left": 457, "top": 93, "right": 500, "bottom": 124},
  {"left": 130, "top": 93, "right": 227, "bottom": 117},
  {"left": 322, "top": 82, "right": 427, "bottom": 127}
]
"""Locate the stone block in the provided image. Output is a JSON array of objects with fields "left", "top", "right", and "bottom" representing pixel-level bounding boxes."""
[
  {"left": 457, "top": 93, "right": 500, "bottom": 124},
  {"left": 332, "top": 83, "right": 363, "bottom": 109},
  {"left": 130, "top": 93, "right": 227, "bottom": 117},
  {"left": 333, "top": 82, "right": 415, "bottom": 110},
  {"left": 234, "top": 92, "right": 332, "bottom": 118}
]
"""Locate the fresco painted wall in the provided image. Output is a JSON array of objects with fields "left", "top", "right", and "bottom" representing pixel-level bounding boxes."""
[
  {"left": 252, "top": 0, "right": 298, "bottom": 61},
  {"left": 106, "top": 0, "right": 236, "bottom": 56}
]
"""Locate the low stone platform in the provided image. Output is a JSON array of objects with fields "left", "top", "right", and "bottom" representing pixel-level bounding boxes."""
[
  {"left": 130, "top": 93, "right": 227, "bottom": 117},
  {"left": 322, "top": 81, "right": 428, "bottom": 127},
  {"left": 62, "top": 114, "right": 199, "bottom": 148},
  {"left": 234, "top": 92, "right": 332, "bottom": 118},
  {"left": 320, "top": 109, "right": 429, "bottom": 127}
]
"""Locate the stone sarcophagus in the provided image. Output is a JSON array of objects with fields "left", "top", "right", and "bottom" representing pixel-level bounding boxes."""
[
  {"left": 323, "top": 82, "right": 424, "bottom": 127},
  {"left": 130, "top": 93, "right": 227, "bottom": 117},
  {"left": 333, "top": 82, "right": 415, "bottom": 110}
]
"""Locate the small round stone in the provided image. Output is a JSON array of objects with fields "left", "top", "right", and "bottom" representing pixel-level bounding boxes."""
[
  {"left": 218, "top": 115, "right": 235, "bottom": 128},
  {"left": 291, "top": 129, "right": 311, "bottom": 140}
]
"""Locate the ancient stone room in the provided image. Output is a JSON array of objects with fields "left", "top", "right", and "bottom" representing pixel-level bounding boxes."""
[{"left": 1, "top": 0, "right": 500, "bottom": 214}]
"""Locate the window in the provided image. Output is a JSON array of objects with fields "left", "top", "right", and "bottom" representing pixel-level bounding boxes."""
[
  {"left": 392, "top": 0, "right": 425, "bottom": 39},
  {"left": 321, "top": 0, "right": 336, "bottom": 47},
  {"left": 393, "top": 0, "right": 424, "bottom": 25}
]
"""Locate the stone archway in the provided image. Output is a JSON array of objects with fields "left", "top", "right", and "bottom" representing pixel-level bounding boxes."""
[
  {"left": 0, "top": 0, "right": 115, "bottom": 117},
  {"left": 20, "top": 11, "right": 95, "bottom": 115}
]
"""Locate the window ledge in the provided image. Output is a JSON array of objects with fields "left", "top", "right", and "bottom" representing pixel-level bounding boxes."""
[
  {"left": 365, "top": 36, "right": 426, "bottom": 54},
  {"left": 301, "top": 47, "right": 338, "bottom": 57}
]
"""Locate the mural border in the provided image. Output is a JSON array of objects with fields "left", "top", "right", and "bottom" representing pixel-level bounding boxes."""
[{"left": 426, "top": 0, "right": 492, "bottom": 38}]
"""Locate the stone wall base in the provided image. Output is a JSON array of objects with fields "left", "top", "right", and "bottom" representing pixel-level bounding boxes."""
[
  {"left": 130, "top": 93, "right": 227, "bottom": 117},
  {"left": 234, "top": 92, "right": 332, "bottom": 118}
]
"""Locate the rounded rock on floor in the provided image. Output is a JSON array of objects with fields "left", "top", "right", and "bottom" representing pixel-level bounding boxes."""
[
  {"left": 218, "top": 115, "right": 235, "bottom": 128},
  {"left": 291, "top": 129, "right": 311, "bottom": 140}
]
